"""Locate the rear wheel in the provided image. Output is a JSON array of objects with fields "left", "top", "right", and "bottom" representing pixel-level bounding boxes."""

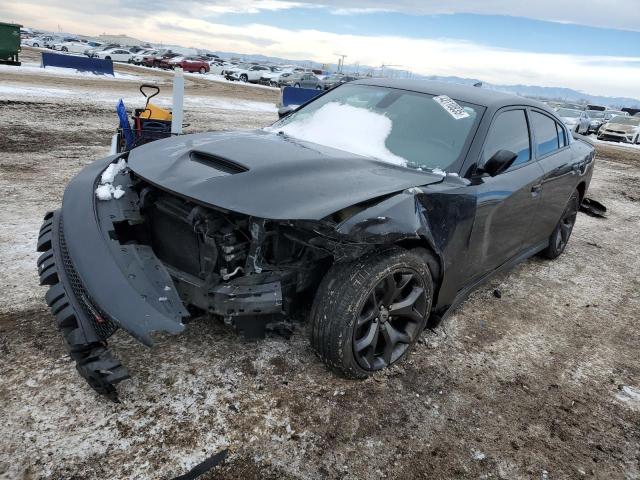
[
  {"left": 33, "top": 42, "right": 39, "bottom": 47},
  {"left": 310, "top": 248, "right": 433, "bottom": 378},
  {"left": 105, "top": 56, "right": 111, "bottom": 60},
  {"left": 541, "top": 191, "right": 579, "bottom": 259},
  {"left": 199, "top": 67, "right": 206, "bottom": 74},
  {"left": 294, "top": 83, "right": 300, "bottom": 88},
  {"left": 61, "top": 46, "right": 68, "bottom": 52}
]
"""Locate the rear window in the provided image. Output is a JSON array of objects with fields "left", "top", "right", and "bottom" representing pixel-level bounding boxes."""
[{"left": 531, "top": 111, "right": 560, "bottom": 156}]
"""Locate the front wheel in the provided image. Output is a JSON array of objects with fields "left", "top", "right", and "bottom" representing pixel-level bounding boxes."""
[
  {"left": 61, "top": 47, "right": 68, "bottom": 52},
  {"left": 33, "top": 43, "right": 39, "bottom": 47},
  {"left": 310, "top": 248, "right": 434, "bottom": 378},
  {"left": 541, "top": 191, "right": 579, "bottom": 259},
  {"left": 294, "top": 83, "right": 300, "bottom": 88},
  {"left": 199, "top": 67, "right": 206, "bottom": 74},
  {"left": 240, "top": 74, "right": 248, "bottom": 82}
]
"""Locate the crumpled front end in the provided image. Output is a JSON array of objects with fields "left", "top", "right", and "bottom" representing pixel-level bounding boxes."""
[{"left": 37, "top": 154, "right": 189, "bottom": 400}]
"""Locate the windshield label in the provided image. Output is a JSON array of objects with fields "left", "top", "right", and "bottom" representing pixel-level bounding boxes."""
[{"left": 433, "top": 95, "right": 470, "bottom": 120}]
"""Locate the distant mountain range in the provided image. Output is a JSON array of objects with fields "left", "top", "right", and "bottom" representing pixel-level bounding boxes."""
[{"left": 207, "top": 50, "right": 640, "bottom": 109}]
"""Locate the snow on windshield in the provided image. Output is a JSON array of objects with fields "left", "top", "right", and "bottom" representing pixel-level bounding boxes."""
[{"left": 271, "top": 102, "right": 407, "bottom": 166}]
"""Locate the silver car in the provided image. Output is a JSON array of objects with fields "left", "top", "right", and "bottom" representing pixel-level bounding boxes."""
[{"left": 557, "top": 108, "right": 590, "bottom": 135}]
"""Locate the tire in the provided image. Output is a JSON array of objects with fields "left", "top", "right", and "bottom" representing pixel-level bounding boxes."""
[
  {"left": 61, "top": 47, "right": 68, "bottom": 52},
  {"left": 105, "top": 56, "right": 111, "bottom": 60},
  {"left": 541, "top": 190, "right": 579, "bottom": 259},
  {"left": 33, "top": 43, "right": 39, "bottom": 47},
  {"left": 310, "top": 247, "right": 434, "bottom": 378},
  {"left": 294, "top": 83, "right": 301, "bottom": 88},
  {"left": 240, "top": 74, "right": 248, "bottom": 82},
  {"left": 199, "top": 67, "right": 206, "bottom": 74},
  {"left": 315, "top": 85, "right": 322, "bottom": 90}
]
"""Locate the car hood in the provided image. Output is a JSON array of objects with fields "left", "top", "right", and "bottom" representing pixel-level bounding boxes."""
[
  {"left": 604, "top": 123, "right": 639, "bottom": 133},
  {"left": 127, "top": 130, "right": 443, "bottom": 220}
]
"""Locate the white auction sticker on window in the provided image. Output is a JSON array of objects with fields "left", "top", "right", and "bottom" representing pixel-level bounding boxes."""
[{"left": 433, "top": 95, "right": 470, "bottom": 120}]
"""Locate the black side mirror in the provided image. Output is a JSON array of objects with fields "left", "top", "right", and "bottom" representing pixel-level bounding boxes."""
[
  {"left": 482, "top": 149, "right": 518, "bottom": 177},
  {"left": 278, "top": 105, "right": 297, "bottom": 119}
]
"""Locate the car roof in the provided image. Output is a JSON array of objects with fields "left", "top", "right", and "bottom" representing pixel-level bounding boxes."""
[{"left": 351, "top": 78, "right": 551, "bottom": 111}]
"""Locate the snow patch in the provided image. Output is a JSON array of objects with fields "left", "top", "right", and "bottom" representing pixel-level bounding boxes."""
[
  {"left": 101, "top": 158, "right": 127, "bottom": 184},
  {"left": 95, "top": 159, "right": 127, "bottom": 201},
  {"left": 269, "top": 102, "right": 407, "bottom": 166}
]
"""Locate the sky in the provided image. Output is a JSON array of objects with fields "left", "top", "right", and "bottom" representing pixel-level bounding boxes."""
[{"left": 3, "top": 0, "right": 640, "bottom": 99}]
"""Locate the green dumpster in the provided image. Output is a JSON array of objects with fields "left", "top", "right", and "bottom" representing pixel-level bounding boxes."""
[{"left": 0, "top": 21, "right": 22, "bottom": 66}]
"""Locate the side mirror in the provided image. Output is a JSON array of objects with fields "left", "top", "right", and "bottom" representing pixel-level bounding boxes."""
[
  {"left": 278, "top": 105, "right": 297, "bottom": 119},
  {"left": 482, "top": 150, "right": 518, "bottom": 177}
]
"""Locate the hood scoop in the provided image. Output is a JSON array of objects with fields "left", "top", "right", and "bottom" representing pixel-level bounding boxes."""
[{"left": 189, "top": 151, "right": 249, "bottom": 175}]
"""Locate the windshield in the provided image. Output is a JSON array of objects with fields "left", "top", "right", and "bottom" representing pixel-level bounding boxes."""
[
  {"left": 557, "top": 108, "right": 581, "bottom": 118},
  {"left": 589, "top": 111, "right": 604, "bottom": 119},
  {"left": 609, "top": 116, "right": 640, "bottom": 126},
  {"left": 270, "top": 84, "right": 483, "bottom": 171}
]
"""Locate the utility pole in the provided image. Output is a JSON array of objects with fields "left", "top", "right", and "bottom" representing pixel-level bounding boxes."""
[{"left": 334, "top": 53, "right": 347, "bottom": 73}]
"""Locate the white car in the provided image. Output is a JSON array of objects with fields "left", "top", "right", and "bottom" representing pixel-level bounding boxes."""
[
  {"left": 23, "top": 35, "right": 55, "bottom": 48},
  {"left": 227, "top": 64, "right": 272, "bottom": 83},
  {"left": 60, "top": 41, "right": 100, "bottom": 54},
  {"left": 129, "top": 49, "right": 157, "bottom": 64},
  {"left": 209, "top": 61, "right": 233, "bottom": 75},
  {"left": 95, "top": 48, "right": 134, "bottom": 62},
  {"left": 52, "top": 37, "right": 82, "bottom": 51},
  {"left": 557, "top": 108, "right": 590, "bottom": 135}
]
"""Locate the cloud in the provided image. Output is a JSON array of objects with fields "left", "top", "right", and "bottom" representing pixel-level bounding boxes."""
[
  {"left": 2, "top": 2, "right": 640, "bottom": 98},
  {"left": 307, "top": 0, "right": 640, "bottom": 32}
]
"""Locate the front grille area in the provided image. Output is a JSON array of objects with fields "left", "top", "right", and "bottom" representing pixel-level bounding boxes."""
[{"left": 58, "top": 221, "right": 118, "bottom": 340}]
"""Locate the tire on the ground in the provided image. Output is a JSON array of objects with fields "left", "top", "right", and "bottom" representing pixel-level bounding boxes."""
[
  {"left": 310, "top": 247, "right": 434, "bottom": 379},
  {"left": 541, "top": 190, "right": 580, "bottom": 259}
]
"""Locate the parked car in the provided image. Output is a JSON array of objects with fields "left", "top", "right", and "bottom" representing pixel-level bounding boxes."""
[
  {"left": 281, "top": 72, "right": 322, "bottom": 89},
  {"left": 85, "top": 43, "right": 119, "bottom": 57},
  {"left": 36, "top": 79, "right": 595, "bottom": 400},
  {"left": 128, "top": 49, "right": 156, "bottom": 64},
  {"left": 60, "top": 40, "right": 100, "bottom": 54},
  {"left": 168, "top": 55, "right": 210, "bottom": 73},
  {"left": 209, "top": 60, "right": 233, "bottom": 75},
  {"left": 557, "top": 108, "right": 590, "bottom": 134},
  {"left": 144, "top": 52, "right": 179, "bottom": 68},
  {"left": 51, "top": 37, "right": 82, "bottom": 50},
  {"left": 586, "top": 110, "right": 606, "bottom": 134},
  {"left": 227, "top": 64, "right": 271, "bottom": 83},
  {"left": 597, "top": 115, "right": 640, "bottom": 143},
  {"left": 94, "top": 48, "right": 134, "bottom": 62},
  {"left": 322, "top": 74, "right": 358, "bottom": 90},
  {"left": 23, "top": 35, "right": 55, "bottom": 48}
]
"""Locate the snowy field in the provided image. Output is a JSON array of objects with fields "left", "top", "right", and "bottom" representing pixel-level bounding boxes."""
[{"left": 1, "top": 49, "right": 640, "bottom": 479}]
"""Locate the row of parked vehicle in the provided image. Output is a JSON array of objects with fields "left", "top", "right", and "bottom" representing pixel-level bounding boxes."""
[
  {"left": 546, "top": 101, "right": 640, "bottom": 144},
  {"left": 21, "top": 33, "right": 363, "bottom": 88}
]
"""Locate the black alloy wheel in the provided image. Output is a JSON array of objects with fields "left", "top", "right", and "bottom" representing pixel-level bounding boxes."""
[
  {"left": 541, "top": 191, "right": 579, "bottom": 259},
  {"left": 310, "top": 247, "right": 435, "bottom": 378},
  {"left": 353, "top": 270, "right": 428, "bottom": 371}
]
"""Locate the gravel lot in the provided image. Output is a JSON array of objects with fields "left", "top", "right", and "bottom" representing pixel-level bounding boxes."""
[{"left": 1, "top": 49, "right": 639, "bottom": 480}]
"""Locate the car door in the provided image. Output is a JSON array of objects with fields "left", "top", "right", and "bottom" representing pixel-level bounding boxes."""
[
  {"left": 530, "top": 110, "right": 577, "bottom": 239},
  {"left": 465, "top": 107, "right": 546, "bottom": 280}
]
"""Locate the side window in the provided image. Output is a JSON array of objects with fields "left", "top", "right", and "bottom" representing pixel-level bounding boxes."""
[
  {"left": 531, "top": 111, "right": 560, "bottom": 156},
  {"left": 556, "top": 122, "right": 567, "bottom": 147},
  {"left": 483, "top": 109, "right": 531, "bottom": 167}
]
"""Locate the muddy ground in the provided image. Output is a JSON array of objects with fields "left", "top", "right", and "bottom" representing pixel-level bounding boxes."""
[{"left": 1, "top": 49, "right": 639, "bottom": 479}]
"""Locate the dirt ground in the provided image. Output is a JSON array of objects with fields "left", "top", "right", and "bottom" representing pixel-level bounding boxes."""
[{"left": 1, "top": 49, "right": 639, "bottom": 480}]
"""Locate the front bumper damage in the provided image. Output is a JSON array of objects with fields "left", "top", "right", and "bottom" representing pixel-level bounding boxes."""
[
  {"left": 37, "top": 155, "right": 300, "bottom": 399},
  {"left": 37, "top": 155, "right": 190, "bottom": 400}
]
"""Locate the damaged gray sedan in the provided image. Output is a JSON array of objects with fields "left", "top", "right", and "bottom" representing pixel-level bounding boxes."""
[{"left": 37, "top": 79, "right": 595, "bottom": 400}]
